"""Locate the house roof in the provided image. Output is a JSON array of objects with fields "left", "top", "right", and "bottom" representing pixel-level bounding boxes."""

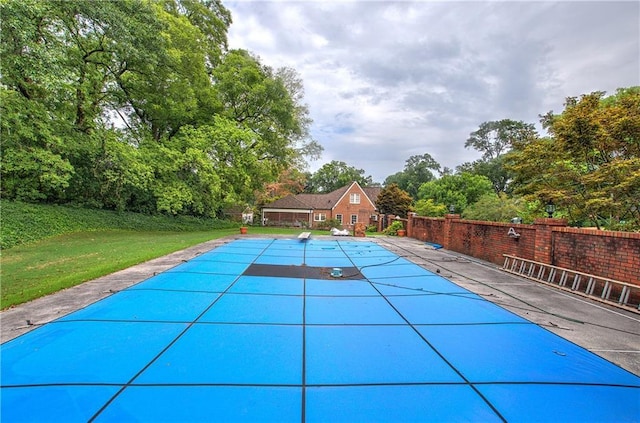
[
  {"left": 362, "top": 186, "right": 382, "bottom": 203},
  {"left": 263, "top": 194, "right": 313, "bottom": 210},
  {"left": 263, "top": 182, "right": 381, "bottom": 211}
]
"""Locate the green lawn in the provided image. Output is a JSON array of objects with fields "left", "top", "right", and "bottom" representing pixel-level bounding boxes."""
[{"left": 0, "top": 226, "right": 332, "bottom": 309}]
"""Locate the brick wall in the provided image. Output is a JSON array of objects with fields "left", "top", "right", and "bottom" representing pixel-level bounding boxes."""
[
  {"left": 408, "top": 214, "right": 640, "bottom": 286},
  {"left": 552, "top": 227, "right": 640, "bottom": 284},
  {"left": 447, "top": 219, "right": 536, "bottom": 265},
  {"left": 408, "top": 215, "right": 445, "bottom": 245}
]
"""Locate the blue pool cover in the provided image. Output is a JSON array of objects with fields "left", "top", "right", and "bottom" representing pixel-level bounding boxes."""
[{"left": 2, "top": 238, "right": 639, "bottom": 422}]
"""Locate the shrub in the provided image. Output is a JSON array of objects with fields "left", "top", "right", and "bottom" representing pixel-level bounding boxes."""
[
  {"left": 383, "top": 220, "right": 404, "bottom": 235},
  {"left": 316, "top": 218, "right": 342, "bottom": 230}
]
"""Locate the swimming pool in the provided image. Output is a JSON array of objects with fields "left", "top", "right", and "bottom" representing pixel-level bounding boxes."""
[{"left": 2, "top": 238, "right": 639, "bottom": 421}]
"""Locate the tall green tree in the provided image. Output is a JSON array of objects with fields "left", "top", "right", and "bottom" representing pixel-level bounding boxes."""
[
  {"left": 465, "top": 119, "right": 536, "bottom": 161},
  {"left": 2, "top": 0, "right": 319, "bottom": 217},
  {"left": 384, "top": 153, "right": 440, "bottom": 199},
  {"left": 213, "top": 50, "right": 320, "bottom": 172},
  {"left": 115, "top": 0, "right": 230, "bottom": 141},
  {"left": 461, "top": 119, "right": 537, "bottom": 194},
  {"left": 416, "top": 172, "right": 494, "bottom": 214},
  {"left": 0, "top": 90, "right": 75, "bottom": 202},
  {"left": 305, "top": 161, "right": 372, "bottom": 193},
  {"left": 0, "top": 0, "right": 170, "bottom": 205}
]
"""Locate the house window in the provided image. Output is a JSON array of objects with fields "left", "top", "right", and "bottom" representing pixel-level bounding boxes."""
[
  {"left": 336, "top": 214, "right": 343, "bottom": 224},
  {"left": 351, "top": 214, "right": 358, "bottom": 224},
  {"left": 314, "top": 213, "right": 326, "bottom": 222},
  {"left": 350, "top": 193, "right": 361, "bottom": 204}
]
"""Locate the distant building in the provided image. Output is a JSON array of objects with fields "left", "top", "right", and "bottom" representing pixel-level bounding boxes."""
[
  {"left": 261, "top": 181, "right": 382, "bottom": 229},
  {"left": 223, "top": 205, "right": 254, "bottom": 224}
]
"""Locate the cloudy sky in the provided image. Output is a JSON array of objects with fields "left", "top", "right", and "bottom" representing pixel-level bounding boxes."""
[{"left": 225, "top": 1, "right": 639, "bottom": 183}]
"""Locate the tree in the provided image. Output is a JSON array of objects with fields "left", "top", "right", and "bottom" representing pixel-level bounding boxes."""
[
  {"left": 116, "top": 1, "right": 229, "bottom": 141},
  {"left": 0, "top": 90, "right": 75, "bottom": 202},
  {"left": 416, "top": 172, "right": 494, "bottom": 214},
  {"left": 462, "top": 193, "right": 530, "bottom": 222},
  {"left": 0, "top": 0, "right": 173, "bottom": 205},
  {"left": 465, "top": 119, "right": 537, "bottom": 161},
  {"left": 456, "top": 156, "right": 512, "bottom": 194},
  {"left": 1, "top": 0, "right": 323, "bottom": 217},
  {"left": 384, "top": 153, "right": 440, "bottom": 199},
  {"left": 305, "top": 161, "right": 372, "bottom": 193},
  {"left": 254, "top": 168, "right": 307, "bottom": 208},
  {"left": 461, "top": 119, "right": 537, "bottom": 194},
  {"left": 375, "top": 183, "right": 413, "bottom": 218},
  {"left": 414, "top": 199, "right": 448, "bottom": 217},
  {"left": 213, "top": 50, "right": 321, "bottom": 173},
  {"left": 507, "top": 88, "right": 640, "bottom": 229},
  {"left": 144, "top": 117, "right": 279, "bottom": 216}
]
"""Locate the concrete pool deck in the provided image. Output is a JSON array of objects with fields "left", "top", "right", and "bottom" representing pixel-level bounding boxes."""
[{"left": 2, "top": 234, "right": 639, "bottom": 377}]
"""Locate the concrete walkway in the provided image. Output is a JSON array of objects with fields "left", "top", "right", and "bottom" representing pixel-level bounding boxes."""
[{"left": 2, "top": 235, "right": 639, "bottom": 376}]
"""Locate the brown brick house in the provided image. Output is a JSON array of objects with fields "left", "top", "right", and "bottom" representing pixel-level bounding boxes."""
[{"left": 261, "top": 182, "right": 382, "bottom": 229}]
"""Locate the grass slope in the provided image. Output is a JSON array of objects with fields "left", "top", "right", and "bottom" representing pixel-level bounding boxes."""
[
  {"left": 0, "top": 201, "right": 239, "bottom": 308},
  {"left": 0, "top": 201, "right": 330, "bottom": 308},
  {"left": 1, "top": 200, "right": 234, "bottom": 249}
]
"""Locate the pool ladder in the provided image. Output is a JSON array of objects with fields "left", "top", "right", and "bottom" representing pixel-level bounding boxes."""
[{"left": 502, "top": 254, "right": 640, "bottom": 314}]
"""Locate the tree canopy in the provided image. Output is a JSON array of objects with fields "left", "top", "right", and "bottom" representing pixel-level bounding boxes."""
[
  {"left": 416, "top": 172, "right": 494, "bottom": 215},
  {"left": 459, "top": 119, "right": 537, "bottom": 194},
  {"left": 375, "top": 184, "right": 413, "bottom": 218},
  {"left": 305, "top": 160, "right": 372, "bottom": 193},
  {"left": 384, "top": 153, "right": 440, "bottom": 199},
  {"left": 507, "top": 88, "right": 640, "bottom": 228},
  {"left": 1, "top": 0, "right": 319, "bottom": 216}
]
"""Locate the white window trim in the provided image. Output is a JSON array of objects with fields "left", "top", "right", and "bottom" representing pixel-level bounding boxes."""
[
  {"left": 350, "top": 193, "right": 361, "bottom": 204},
  {"left": 336, "top": 214, "right": 343, "bottom": 223},
  {"left": 314, "top": 213, "right": 327, "bottom": 221},
  {"left": 351, "top": 214, "right": 358, "bottom": 224}
]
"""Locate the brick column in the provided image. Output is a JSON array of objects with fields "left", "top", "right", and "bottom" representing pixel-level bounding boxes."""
[
  {"left": 443, "top": 214, "right": 460, "bottom": 250},
  {"left": 533, "top": 218, "right": 567, "bottom": 264},
  {"left": 407, "top": 213, "right": 415, "bottom": 238}
]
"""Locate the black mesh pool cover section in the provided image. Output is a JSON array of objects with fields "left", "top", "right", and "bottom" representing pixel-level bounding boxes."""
[{"left": 243, "top": 264, "right": 364, "bottom": 280}]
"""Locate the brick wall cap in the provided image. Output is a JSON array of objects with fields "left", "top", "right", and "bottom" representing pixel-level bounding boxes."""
[{"left": 533, "top": 218, "right": 568, "bottom": 226}]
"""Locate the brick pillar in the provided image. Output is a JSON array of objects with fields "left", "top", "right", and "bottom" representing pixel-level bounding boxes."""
[
  {"left": 407, "top": 213, "right": 415, "bottom": 238},
  {"left": 533, "top": 218, "right": 567, "bottom": 264},
  {"left": 443, "top": 214, "right": 460, "bottom": 250}
]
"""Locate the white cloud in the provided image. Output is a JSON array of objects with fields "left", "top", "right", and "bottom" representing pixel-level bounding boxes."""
[{"left": 225, "top": 0, "right": 640, "bottom": 182}]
